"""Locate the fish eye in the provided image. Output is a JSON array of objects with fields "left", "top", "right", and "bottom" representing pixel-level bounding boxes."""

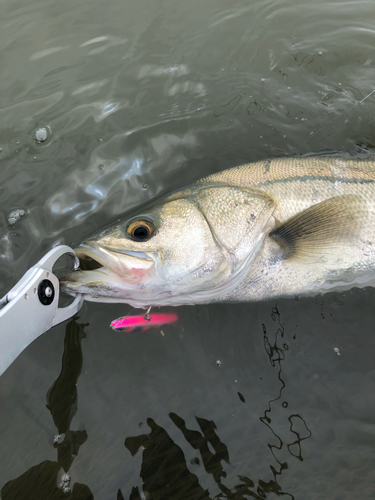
[{"left": 127, "top": 219, "right": 155, "bottom": 241}]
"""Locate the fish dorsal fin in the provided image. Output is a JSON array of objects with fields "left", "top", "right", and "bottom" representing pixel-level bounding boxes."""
[
  {"left": 195, "top": 186, "right": 275, "bottom": 262},
  {"left": 270, "top": 195, "right": 367, "bottom": 262}
]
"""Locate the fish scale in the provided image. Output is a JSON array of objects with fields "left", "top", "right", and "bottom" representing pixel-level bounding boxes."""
[{"left": 203, "top": 157, "right": 375, "bottom": 221}]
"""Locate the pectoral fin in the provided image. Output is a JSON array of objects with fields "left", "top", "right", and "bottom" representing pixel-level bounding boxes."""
[{"left": 270, "top": 195, "right": 367, "bottom": 262}]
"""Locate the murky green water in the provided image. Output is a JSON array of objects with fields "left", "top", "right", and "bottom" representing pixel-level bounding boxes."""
[{"left": 2, "top": 0, "right": 375, "bottom": 498}]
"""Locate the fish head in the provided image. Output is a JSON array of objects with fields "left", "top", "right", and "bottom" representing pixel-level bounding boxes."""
[{"left": 61, "top": 184, "right": 275, "bottom": 307}]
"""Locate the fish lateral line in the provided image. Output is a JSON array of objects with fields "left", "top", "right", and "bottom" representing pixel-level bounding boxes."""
[{"left": 258, "top": 174, "right": 375, "bottom": 189}]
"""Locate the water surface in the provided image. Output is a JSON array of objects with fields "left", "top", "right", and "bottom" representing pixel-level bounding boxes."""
[{"left": 1, "top": 0, "right": 375, "bottom": 498}]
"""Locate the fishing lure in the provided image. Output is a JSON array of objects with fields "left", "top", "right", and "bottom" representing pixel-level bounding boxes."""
[{"left": 110, "top": 312, "right": 178, "bottom": 332}]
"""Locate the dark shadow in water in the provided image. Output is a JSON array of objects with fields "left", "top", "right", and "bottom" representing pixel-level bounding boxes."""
[
  {"left": 1, "top": 305, "right": 311, "bottom": 500},
  {"left": 46, "top": 319, "right": 89, "bottom": 472},
  {"left": 260, "top": 306, "right": 288, "bottom": 479},
  {"left": 1, "top": 318, "right": 92, "bottom": 499},
  {"left": 260, "top": 306, "right": 311, "bottom": 487},
  {"left": 169, "top": 413, "right": 230, "bottom": 483},
  {"left": 122, "top": 305, "right": 311, "bottom": 500},
  {"left": 1, "top": 461, "right": 92, "bottom": 500},
  {"left": 124, "top": 413, "right": 294, "bottom": 500},
  {"left": 125, "top": 417, "right": 211, "bottom": 500}
]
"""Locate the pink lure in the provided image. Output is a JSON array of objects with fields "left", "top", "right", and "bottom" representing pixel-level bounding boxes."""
[{"left": 110, "top": 312, "right": 178, "bottom": 332}]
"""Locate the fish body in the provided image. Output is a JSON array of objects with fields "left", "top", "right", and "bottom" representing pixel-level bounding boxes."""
[{"left": 61, "top": 155, "right": 375, "bottom": 307}]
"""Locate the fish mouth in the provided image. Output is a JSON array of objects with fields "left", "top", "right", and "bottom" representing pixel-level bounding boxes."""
[{"left": 60, "top": 242, "right": 156, "bottom": 297}]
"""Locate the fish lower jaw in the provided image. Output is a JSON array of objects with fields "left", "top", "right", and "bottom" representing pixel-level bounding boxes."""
[
  {"left": 81, "top": 294, "right": 153, "bottom": 308},
  {"left": 64, "top": 281, "right": 213, "bottom": 307},
  {"left": 60, "top": 272, "right": 170, "bottom": 307}
]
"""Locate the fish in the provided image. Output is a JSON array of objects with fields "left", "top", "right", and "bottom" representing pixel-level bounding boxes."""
[
  {"left": 110, "top": 312, "right": 178, "bottom": 332},
  {"left": 60, "top": 155, "right": 375, "bottom": 308}
]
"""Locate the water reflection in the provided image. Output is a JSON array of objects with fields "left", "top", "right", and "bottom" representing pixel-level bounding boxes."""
[
  {"left": 1, "top": 303, "right": 314, "bottom": 499},
  {"left": 126, "top": 418, "right": 212, "bottom": 500},
  {"left": 46, "top": 319, "right": 88, "bottom": 473},
  {"left": 1, "top": 319, "right": 92, "bottom": 499},
  {"left": 1, "top": 461, "right": 92, "bottom": 500}
]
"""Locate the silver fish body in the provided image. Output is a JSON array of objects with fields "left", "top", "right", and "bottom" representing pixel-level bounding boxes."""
[{"left": 61, "top": 156, "right": 375, "bottom": 308}]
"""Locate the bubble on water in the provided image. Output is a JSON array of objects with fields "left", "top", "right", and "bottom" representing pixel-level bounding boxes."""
[
  {"left": 34, "top": 127, "right": 49, "bottom": 143},
  {"left": 0, "top": 147, "right": 3, "bottom": 152},
  {"left": 318, "top": 51, "right": 323, "bottom": 55},
  {"left": 142, "top": 182, "right": 148, "bottom": 189},
  {"left": 98, "top": 164, "right": 104, "bottom": 170},
  {"left": 334, "top": 347, "right": 341, "bottom": 356},
  {"left": 8, "top": 208, "right": 26, "bottom": 225},
  {"left": 216, "top": 359, "right": 222, "bottom": 366}
]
